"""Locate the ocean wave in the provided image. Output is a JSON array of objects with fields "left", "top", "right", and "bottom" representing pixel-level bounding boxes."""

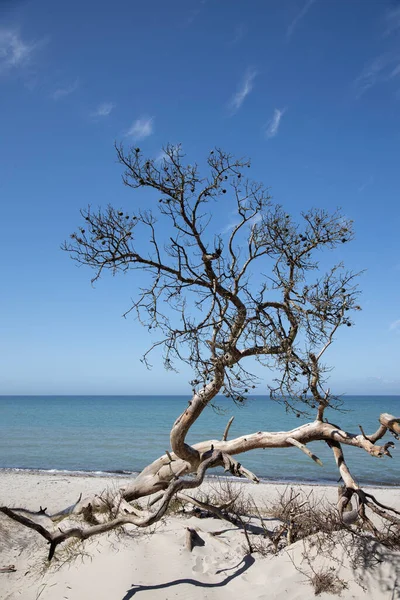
[
  {"left": 0, "top": 467, "right": 139, "bottom": 478},
  {"left": 0, "top": 466, "right": 398, "bottom": 488}
]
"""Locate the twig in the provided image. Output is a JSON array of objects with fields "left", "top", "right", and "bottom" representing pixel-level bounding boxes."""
[
  {"left": 177, "top": 493, "right": 237, "bottom": 524},
  {"left": 222, "top": 416, "right": 235, "bottom": 442},
  {"left": 287, "top": 437, "right": 323, "bottom": 466},
  {"left": 358, "top": 425, "right": 368, "bottom": 440},
  {"left": 0, "top": 565, "right": 16, "bottom": 573}
]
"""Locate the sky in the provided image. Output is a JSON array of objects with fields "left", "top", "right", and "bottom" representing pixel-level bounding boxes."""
[{"left": 0, "top": 0, "right": 399, "bottom": 396}]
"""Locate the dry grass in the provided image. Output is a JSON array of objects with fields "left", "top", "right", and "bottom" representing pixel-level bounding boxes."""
[
  {"left": 265, "top": 486, "right": 342, "bottom": 543},
  {"left": 196, "top": 479, "right": 254, "bottom": 516},
  {"left": 310, "top": 567, "right": 349, "bottom": 596}
]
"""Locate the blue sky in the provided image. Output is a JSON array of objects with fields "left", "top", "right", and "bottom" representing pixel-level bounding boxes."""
[{"left": 0, "top": 0, "right": 399, "bottom": 395}]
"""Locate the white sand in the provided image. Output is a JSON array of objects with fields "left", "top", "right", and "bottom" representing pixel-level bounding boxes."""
[{"left": 1, "top": 472, "right": 399, "bottom": 600}]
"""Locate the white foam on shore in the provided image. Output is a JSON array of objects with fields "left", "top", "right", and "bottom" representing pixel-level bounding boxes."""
[{"left": 1, "top": 466, "right": 398, "bottom": 488}]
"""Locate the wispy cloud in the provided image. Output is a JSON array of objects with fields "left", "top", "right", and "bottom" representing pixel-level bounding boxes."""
[
  {"left": 126, "top": 116, "right": 154, "bottom": 140},
  {"left": 155, "top": 146, "right": 181, "bottom": 164},
  {"left": 384, "top": 7, "right": 400, "bottom": 37},
  {"left": 265, "top": 108, "right": 286, "bottom": 138},
  {"left": 155, "top": 150, "right": 167, "bottom": 163},
  {"left": 0, "top": 28, "right": 37, "bottom": 73},
  {"left": 228, "top": 68, "right": 257, "bottom": 114},
  {"left": 357, "top": 175, "right": 374, "bottom": 194},
  {"left": 185, "top": 0, "right": 207, "bottom": 26},
  {"left": 354, "top": 53, "right": 400, "bottom": 97},
  {"left": 52, "top": 78, "right": 79, "bottom": 100},
  {"left": 286, "top": 0, "right": 317, "bottom": 40},
  {"left": 354, "top": 9, "right": 400, "bottom": 97},
  {"left": 366, "top": 375, "right": 398, "bottom": 387},
  {"left": 221, "top": 220, "right": 239, "bottom": 235},
  {"left": 389, "top": 319, "right": 400, "bottom": 332},
  {"left": 222, "top": 211, "right": 262, "bottom": 235},
  {"left": 354, "top": 55, "right": 388, "bottom": 96},
  {"left": 229, "top": 24, "right": 247, "bottom": 45},
  {"left": 91, "top": 102, "right": 115, "bottom": 118}
]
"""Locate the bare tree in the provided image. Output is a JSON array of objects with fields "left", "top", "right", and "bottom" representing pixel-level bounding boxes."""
[{"left": 2, "top": 145, "right": 399, "bottom": 559}]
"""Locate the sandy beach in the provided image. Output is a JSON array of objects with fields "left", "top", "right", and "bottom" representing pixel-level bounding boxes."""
[{"left": 1, "top": 471, "right": 399, "bottom": 600}]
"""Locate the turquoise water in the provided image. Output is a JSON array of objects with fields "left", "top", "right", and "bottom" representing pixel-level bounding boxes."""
[{"left": 0, "top": 396, "right": 399, "bottom": 485}]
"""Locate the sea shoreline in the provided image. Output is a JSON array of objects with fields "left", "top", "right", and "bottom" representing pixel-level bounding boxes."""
[
  {"left": 2, "top": 470, "right": 400, "bottom": 506},
  {"left": 1, "top": 465, "right": 399, "bottom": 488},
  {"left": 2, "top": 395, "right": 399, "bottom": 487}
]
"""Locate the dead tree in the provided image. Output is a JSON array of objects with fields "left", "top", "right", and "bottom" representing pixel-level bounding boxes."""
[{"left": 2, "top": 145, "right": 399, "bottom": 558}]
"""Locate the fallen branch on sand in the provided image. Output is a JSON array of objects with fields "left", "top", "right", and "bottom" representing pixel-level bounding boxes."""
[{"left": 0, "top": 565, "right": 16, "bottom": 573}]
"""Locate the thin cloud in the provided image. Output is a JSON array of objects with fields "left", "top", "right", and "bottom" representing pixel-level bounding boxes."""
[
  {"left": 384, "top": 7, "right": 400, "bottom": 36},
  {"left": 222, "top": 212, "right": 261, "bottom": 235},
  {"left": 155, "top": 151, "right": 167, "bottom": 163},
  {"left": 366, "top": 375, "right": 398, "bottom": 386},
  {"left": 185, "top": 0, "right": 207, "bottom": 26},
  {"left": 228, "top": 68, "right": 257, "bottom": 114},
  {"left": 52, "top": 78, "right": 79, "bottom": 100},
  {"left": 354, "top": 55, "right": 389, "bottom": 96},
  {"left": 354, "top": 8, "right": 400, "bottom": 96},
  {"left": 229, "top": 24, "right": 247, "bottom": 45},
  {"left": 354, "top": 53, "right": 400, "bottom": 97},
  {"left": 155, "top": 145, "right": 181, "bottom": 164},
  {"left": 357, "top": 175, "right": 374, "bottom": 194},
  {"left": 0, "top": 28, "right": 37, "bottom": 73},
  {"left": 91, "top": 102, "right": 115, "bottom": 118},
  {"left": 389, "top": 319, "right": 400, "bottom": 332},
  {"left": 186, "top": 7, "right": 201, "bottom": 25},
  {"left": 221, "top": 221, "right": 239, "bottom": 234},
  {"left": 286, "top": 0, "right": 317, "bottom": 40},
  {"left": 391, "top": 63, "right": 400, "bottom": 78},
  {"left": 265, "top": 108, "right": 286, "bottom": 138},
  {"left": 126, "top": 116, "right": 154, "bottom": 140}
]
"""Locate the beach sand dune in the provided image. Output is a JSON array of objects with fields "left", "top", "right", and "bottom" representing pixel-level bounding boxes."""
[{"left": 1, "top": 472, "right": 399, "bottom": 600}]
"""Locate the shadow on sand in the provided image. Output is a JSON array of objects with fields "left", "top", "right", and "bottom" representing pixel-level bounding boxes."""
[{"left": 122, "top": 554, "right": 255, "bottom": 599}]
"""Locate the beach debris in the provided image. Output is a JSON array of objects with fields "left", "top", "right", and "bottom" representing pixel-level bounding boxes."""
[
  {"left": 185, "top": 527, "right": 205, "bottom": 552},
  {"left": 0, "top": 564, "right": 16, "bottom": 573}
]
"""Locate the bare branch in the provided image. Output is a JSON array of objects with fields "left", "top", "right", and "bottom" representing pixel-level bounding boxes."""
[
  {"left": 286, "top": 437, "right": 323, "bottom": 466},
  {"left": 222, "top": 416, "right": 235, "bottom": 441}
]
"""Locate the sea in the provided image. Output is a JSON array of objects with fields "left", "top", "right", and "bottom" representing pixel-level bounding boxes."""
[{"left": 0, "top": 395, "right": 399, "bottom": 486}]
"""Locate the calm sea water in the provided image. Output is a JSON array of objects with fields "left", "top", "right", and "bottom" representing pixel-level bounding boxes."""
[{"left": 0, "top": 396, "right": 399, "bottom": 486}]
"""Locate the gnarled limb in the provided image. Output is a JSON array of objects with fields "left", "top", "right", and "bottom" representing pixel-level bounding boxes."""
[
  {"left": 121, "top": 411, "right": 398, "bottom": 502},
  {"left": 1, "top": 449, "right": 240, "bottom": 559},
  {"left": 176, "top": 493, "right": 238, "bottom": 525},
  {"left": 326, "top": 437, "right": 400, "bottom": 533}
]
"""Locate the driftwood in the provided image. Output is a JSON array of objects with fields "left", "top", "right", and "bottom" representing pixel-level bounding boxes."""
[
  {"left": 0, "top": 565, "right": 16, "bottom": 573},
  {"left": 185, "top": 527, "right": 205, "bottom": 551}
]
